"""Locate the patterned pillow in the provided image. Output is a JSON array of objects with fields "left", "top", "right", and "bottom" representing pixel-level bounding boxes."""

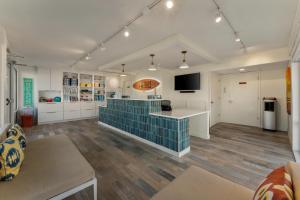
[
  {"left": 7, "top": 124, "right": 26, "bottom": 151},
  {"left": 253, "top": 167, "right": 294, "bottom": 200},
  {"left": 0, "top": 136, "right": 25, "bottom": 181}
]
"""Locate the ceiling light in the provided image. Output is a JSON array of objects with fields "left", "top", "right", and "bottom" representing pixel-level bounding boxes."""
[
  {"left": 85, "top": 54, "right": 91, "bottom": 60},
  {"left": 165, "top": 0, "right": 174, "bottom": 9},
  {"left": 120, "top": 64, "right": 127, "bottom": 77},
  {"left": 215, "top": 11, "right": 222, "bottom": 23},
  {"left": 179, "top": 51, "right": 189, "bottom": 69},
  {"left": 123, "top": 26, "right": 130, "bottom": 37},
  {"left": 239, "top": 68, "right": 246, "bottom": 72},
  {"left": 148, "top": 54, "right": 157, "bottom": 71}
]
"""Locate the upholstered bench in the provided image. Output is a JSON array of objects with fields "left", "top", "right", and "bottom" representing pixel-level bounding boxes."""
[
  {"left": 151, "top": 165, "right": 255, "bottom": 200},
  {"left": 152, "top": 162, "right": 300, "bottom": 200},
  {"left": 0, "top": 134, "right": 97, "bottom": 200}
]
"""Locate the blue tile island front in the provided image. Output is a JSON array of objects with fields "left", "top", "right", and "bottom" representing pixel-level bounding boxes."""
[{"left": 99, "top": 99, "right": 209, "bottom": 157}]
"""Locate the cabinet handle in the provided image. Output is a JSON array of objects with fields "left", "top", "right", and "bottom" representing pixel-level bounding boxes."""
[{"left": 47, "top": 112, "right": 57, "bottom": 114}]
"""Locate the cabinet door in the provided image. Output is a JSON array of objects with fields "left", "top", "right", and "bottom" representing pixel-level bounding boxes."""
[
  {"left": 37, "top": 68, "right": 51, "bottom": 90},
  {"left": 51, "top": 69, "right": 62, "bottom": 91}
]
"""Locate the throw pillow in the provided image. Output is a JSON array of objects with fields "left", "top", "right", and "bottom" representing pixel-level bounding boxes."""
[
  {"left": 7, "top": 124, "right": 26, "bottom": 151},
  {"left": 0, "top": 136, "right": 25, "bottom": 181},
  {"left": 253, "top": 166, "right": 294, "bottom": 200}
]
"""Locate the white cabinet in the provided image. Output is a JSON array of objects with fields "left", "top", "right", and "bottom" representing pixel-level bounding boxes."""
[
  {"left": 51, "top": 69, "right": 63, "bottom": 91},
  {"left": 63, "top": 102, "right": 81, "bottom": 120},
  {"left": 37, "top": 68, "right": 62, "bottom": 91},
  {"left": 38, "top": 103, "right": 63, "bottom": 124},
  {"left": 80, "top": 102, "right": 96, "bottom": 118},
  {"left": 37, "top": 68, "right": 51, "bottom": 90}
]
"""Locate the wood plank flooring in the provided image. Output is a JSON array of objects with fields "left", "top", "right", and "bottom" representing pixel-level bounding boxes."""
[{"left": 25, "top": 119, "right": 295, "bottom": 200}]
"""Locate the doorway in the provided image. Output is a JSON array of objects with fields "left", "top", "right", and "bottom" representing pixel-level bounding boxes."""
[
  {"left": 4, "top": 61, "right": 18, "bottom": 124},
  {"left": 220, "top": 72, "right": 260, "bottom": 127}
]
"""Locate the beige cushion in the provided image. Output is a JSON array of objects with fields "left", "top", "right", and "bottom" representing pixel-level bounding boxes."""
[
  {"left": 0, "top": 134, "right": 95, "bottom": 200},
  {"left": 287, "top": 161, "right": 300, "bottom": 200},
  {"left": 151, "top": 165, "right": 254, "bottom": 200}
]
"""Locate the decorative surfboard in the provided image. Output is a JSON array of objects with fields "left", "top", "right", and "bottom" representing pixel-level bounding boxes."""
[{"left": 133, "top": 79, "right": 160, "bottom": 91}]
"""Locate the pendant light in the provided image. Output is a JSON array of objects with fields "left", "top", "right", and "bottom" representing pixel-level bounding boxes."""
[
  {"left": 120, "top": 64, "right": 127, "bottom": 77},
  {"left": 148, "top": 54, "right": 157, "bottom": 71},
  {"left": 179, "top": 51, "right": 189, "bottom": 69}
]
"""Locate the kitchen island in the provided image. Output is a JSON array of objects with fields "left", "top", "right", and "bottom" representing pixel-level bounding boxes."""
[{"left": 98, "top": 99, "right": 209, "bottom": 157}]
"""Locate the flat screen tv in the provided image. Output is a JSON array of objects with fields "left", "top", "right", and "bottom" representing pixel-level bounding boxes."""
[{"left": 175, "top": 73, "right": 200, "bottom": 91}]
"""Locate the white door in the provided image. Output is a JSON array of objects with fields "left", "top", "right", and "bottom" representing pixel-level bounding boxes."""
[
  {"left": 221, "top": 72, "right": 260, "bottom": 127},
  {"left": 210, "top": 72, "right": 221, "bottom": 127},
  {"left": 4, "top": 63, "right": 11, "bottom": 124}
]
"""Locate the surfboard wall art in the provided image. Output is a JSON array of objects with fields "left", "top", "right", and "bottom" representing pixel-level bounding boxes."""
[{"left": 133, "top": 79, "right": 160, "bottom": 91}]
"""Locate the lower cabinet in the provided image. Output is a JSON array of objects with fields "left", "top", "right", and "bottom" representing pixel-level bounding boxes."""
[
  {"left": 38, "top": 103, "right": 64, "bottom": 124},
  {"left": 64, "top": 110, "right": 81, "bottom": 120},
  {"left": 38, "top": 112, "right": 63, "bottom": 123},
  {"left": 80, "top": 109, "right": 96, "bottom": 118},
  {"left": 38, "top": 102, "right": 98, "bottom": 124}
]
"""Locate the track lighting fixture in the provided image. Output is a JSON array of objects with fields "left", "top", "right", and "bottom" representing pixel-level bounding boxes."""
[
  {"left": 123, "top": 26, "right": 130, "bottom": 38},
  {"left": 120, "top": 64, "right": 127, "bottom": 77},
  {"left": 179, "top": 51, "right": 189, "bottom": 69},
  {"left": 215, "top": 10, "right": 222, "bottom": 23},
  {"left": 148, "top": 54, "right": 158, "bottom": 71},
  {"left": 165, "top": 0, "right": 174, "bottom": 9}
]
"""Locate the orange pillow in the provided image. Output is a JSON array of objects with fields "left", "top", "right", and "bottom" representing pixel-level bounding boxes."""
[{"left": 253, "top": 167, "right": 294, "bottom": 200}]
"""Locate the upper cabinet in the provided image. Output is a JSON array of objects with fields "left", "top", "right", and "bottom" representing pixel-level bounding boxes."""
[
  {"left": 37, "top": 68, "right": 62, "bottom": 91},
  {"left": 51, "top": 69, "right": 63, "bottom": 91},
  {"left": 37, "top": 68, "right": 51, "bottom": 90}
]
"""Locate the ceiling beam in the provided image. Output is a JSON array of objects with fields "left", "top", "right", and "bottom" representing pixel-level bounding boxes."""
[{"left": 98, "top": 34, "right": 218, "bottom": 71}]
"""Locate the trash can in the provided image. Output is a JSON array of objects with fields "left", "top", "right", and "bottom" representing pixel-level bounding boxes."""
[
  {"left": 20, "top": 107, "right": 34, "bottom": 128},
  {"left": 263, "top": 97, "right": 277, "bottom": 131}
]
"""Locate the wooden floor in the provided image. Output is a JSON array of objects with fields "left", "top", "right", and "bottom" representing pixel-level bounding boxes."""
[{"left": 25, "top": 119, "right": 295, "bottom": 200}]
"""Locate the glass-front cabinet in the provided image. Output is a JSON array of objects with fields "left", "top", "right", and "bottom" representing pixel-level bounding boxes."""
[{"left": 94, "top": 75, "right": 106, "bottom": 102}]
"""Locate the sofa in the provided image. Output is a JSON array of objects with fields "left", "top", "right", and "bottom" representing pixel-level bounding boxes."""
[
  {"left": 151, "top": 162, "right": 300, "bottom": 200},
  {"left": 0, "top": 134, "right": 97, "bottom": 200}
]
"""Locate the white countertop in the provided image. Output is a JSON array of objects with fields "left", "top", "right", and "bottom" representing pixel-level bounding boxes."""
[
  {"left": 150, "top": 109, "right": 209, "bottom": 119},
  {"left": 106, "top": 98, "right": 164, "bottom": 101}
]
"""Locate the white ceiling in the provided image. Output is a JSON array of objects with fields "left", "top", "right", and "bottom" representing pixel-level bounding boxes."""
[
  {"left": 216, "top": 61, "right": 289, "bottom": 75},
  {"left": 0, "top": 0, "right": 298, "bottom": 71}
]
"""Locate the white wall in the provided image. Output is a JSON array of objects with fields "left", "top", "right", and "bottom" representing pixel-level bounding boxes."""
[
  {"left": 0, "top": 25, "right": 7, "bottom": 127},
  {"left": 218, "top": 68, "right": 288, "bottom": 131},
  {"left": 127, "top": 69, "right": 210, "bottom": 110}
]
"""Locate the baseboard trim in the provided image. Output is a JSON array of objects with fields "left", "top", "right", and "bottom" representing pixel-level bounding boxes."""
[
  {"left": 98, "top": 121, "right": 190, "bottom": 157},
  {"left": 38, "top": 117, "right": 97, "bottom": 125},
  {"left": 293, "top": 151, "right": 300, "bottom": 163}
]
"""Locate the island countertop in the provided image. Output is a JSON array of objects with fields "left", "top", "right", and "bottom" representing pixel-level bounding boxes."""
[{"left": 149, "top": 109, "right": 209, "bottom": 119}]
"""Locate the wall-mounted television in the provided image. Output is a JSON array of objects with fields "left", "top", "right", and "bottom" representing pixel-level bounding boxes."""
[{"left": 175, "top": 73, "right": 200, "bottom": 91}]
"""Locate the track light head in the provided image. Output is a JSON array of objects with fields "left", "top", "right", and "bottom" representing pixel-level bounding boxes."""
[
  {"left": 99, "top": 42, "right": 107, "bottom": 51},
  {"left": 165, "top": 0, "right": 174, "bottom": 9},
  {"left": 215, "top": 11, "right": 222, "bottom": 23},
  {"left": 123, "top": 26, "right": 130, "bottom": 37},
  {"left": 85, "top": 54, "right": 91, "bottom": 60}
]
